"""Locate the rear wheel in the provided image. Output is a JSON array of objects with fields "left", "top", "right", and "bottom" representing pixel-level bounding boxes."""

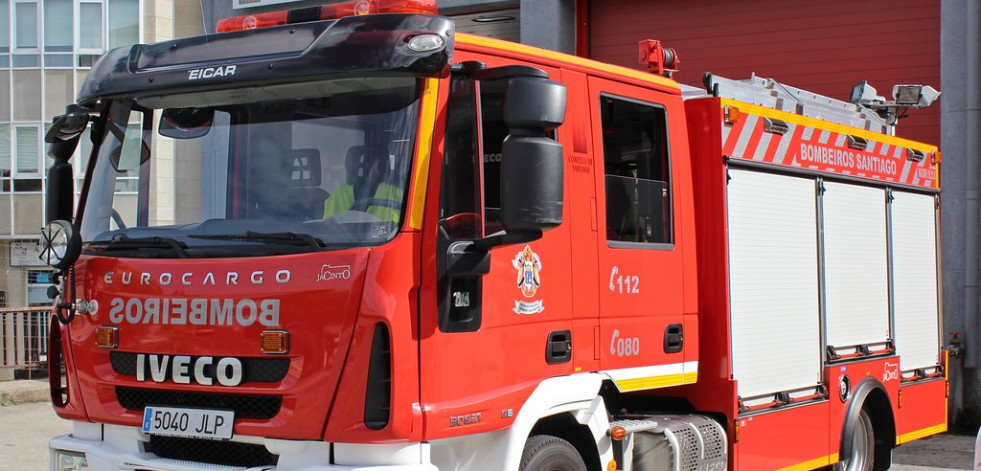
[
  {"left": 834, "top": 409, "right": 874, "bottom": 471},
  {"left": 519, "top": 435, "right": 587, "bottom": 471}
]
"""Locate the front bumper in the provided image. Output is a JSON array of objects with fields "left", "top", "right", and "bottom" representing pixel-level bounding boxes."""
[{"left": 50, "top": 422, "right": 438, "bottom": 471}]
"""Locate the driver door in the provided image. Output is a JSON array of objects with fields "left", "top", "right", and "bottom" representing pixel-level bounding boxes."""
[{"left": 418, "top": 56, "right": 574, "bottom": 441}]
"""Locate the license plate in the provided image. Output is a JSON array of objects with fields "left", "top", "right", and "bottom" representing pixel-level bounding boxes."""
[{"left": 142, "top": 406, "right": 234, "bottom": 440}]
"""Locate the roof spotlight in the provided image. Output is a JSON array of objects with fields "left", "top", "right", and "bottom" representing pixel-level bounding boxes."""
[
  {"left": 850, "top": 81, "right": 882, "bottom": 106},
  {"left": 892, "top": 84, "right": 940, "bottom": 108}
]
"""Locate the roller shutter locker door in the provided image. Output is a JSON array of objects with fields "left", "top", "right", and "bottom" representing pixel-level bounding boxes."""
[
  {"left": 727, "top": 169, "right": 821, "bottom": 399},
  {"left": 823, "top": 182, "right": 889, "bottom": 349},
  {"left": 891, "top": 191, "right": 940, "bottom": 372}
]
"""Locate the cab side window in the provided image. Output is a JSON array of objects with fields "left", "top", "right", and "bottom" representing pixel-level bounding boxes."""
[
  {"left": 600, "top": 94, "right": 672, "bottom": 245},
  {"left": 438, "top": 73, "right": 482, "bottom": 240},
  {"left": 476, "top": 79, "right": 508, "bottom": 234},
  {"left": 438, "top": 74, "right": 508, "bottom": 239}
]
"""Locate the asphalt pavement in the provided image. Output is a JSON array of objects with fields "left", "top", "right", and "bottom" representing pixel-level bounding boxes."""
[{"left": 0, "top": 379, "right": 975, "bottom": 470}]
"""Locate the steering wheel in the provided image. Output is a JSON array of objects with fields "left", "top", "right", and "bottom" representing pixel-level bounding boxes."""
[{"left": 438, "top": 212, "right": 481, "bottom": 239}]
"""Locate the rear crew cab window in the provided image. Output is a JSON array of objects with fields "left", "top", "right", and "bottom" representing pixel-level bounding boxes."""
[{"left": 599, "top": 94, "right": 672, "bottom": 245}]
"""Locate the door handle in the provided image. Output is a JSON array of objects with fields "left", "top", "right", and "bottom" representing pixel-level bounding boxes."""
[
  {"left": 664, "top": 323, "right": 683, "bottom": 353},
  {"left": 546, "top": 330, "right": 572, "bottom": 364}
]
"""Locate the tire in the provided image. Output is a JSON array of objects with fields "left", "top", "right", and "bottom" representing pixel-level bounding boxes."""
[
  {"left": 519, "top": 435, "right": 587, "bottom": 471},
  {"left": 834, "top": 409, "right": 875, "bottom": 471}
]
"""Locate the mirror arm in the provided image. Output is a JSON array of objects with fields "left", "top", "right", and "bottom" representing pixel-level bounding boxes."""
[
  {"left": 46, "top": 137, "right": 81, "bottom": 164},
  {"left": 471, "top": 229, "right": 543, "bottom": 251},
  {"left": 446, "top": 241, "right": 491, "bottom": 277},
  {"left": 45, "top": 104, "right": 93, "bottom": 163}
]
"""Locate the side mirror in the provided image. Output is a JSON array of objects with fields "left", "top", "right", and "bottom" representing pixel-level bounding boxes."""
[
  {"left": 45, "top": 105, "right": 91, "bottom": 146},
  {"left": 469, "top": 72, "right": 567, "bottom": 251},
  {"left": 500, "top": 77, "right": 566, "bottom": 233},
  {"left": 39, "top": 220, "right": 82, "bottom": 270},
  {"left": 44, "top": 105, "right": 90, "bottom": 224},
  {"left": 46, "top": 161, "right": 74, "bottom": 224}
]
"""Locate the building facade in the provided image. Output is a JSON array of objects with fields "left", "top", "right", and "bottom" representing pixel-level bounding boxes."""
[
  {"left": 0, "top": 0, "right": 141, "bottom": 308},
  {"left": 0, "top": 0, "right": 202, "bottom": 308}
]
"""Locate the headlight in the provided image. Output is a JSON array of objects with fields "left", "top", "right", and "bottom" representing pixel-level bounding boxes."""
[{"left": 52, "top": 449, "right": 88, "bottom": 471}]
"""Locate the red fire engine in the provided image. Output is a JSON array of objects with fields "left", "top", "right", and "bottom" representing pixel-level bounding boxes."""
[{"left": 40, "top": 1, "right": 945, "bottom": 470}]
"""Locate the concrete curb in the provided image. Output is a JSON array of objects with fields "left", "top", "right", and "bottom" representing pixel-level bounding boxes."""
[{"left": 0, "top": 380, "right": 50, "bottom": 406}]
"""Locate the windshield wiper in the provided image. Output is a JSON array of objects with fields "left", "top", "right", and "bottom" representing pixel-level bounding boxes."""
[
  {"left": 188, "top": 231, "right": 324, "bottom": 251},
  {"left": 88, "top": 234, "right": 190, "bottom": 258}
]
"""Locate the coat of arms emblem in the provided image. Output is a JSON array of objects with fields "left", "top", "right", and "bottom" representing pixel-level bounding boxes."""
[{"left": 512, "top": 245, "right": 542, "bottom": 299}]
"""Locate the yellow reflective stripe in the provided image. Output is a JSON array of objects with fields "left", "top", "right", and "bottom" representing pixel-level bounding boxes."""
[
  {"left": 772, "top": 453, "right": 837, "bottom": 471},
  {"left": 897, "top": 423, "right": 947, "bottom": 444},
  {"left": 683, "top": 371, "right": 698, "bottom": 384},
  {"left": 719, "top": 98, "right": 938, "bottom": 153},
  {"left": 604, "top": 361, "right": 697, "bottom": 392},
  {"left": 409, "top": 78, "right": 439, "bottom": 230},
  {"left": 615, "top": 373, "right": 686, "bottom": 392},
  {"left": 456, "top": 33, "right": 680, "bottom": 92}
]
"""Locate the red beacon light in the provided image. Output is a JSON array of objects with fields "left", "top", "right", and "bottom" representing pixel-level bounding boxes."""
[
  {"left": 218, "top": 0, "right": 438, "bottom": 33},
  {"left": 321, "top": 0, "right": 437, "bottom": 18}
]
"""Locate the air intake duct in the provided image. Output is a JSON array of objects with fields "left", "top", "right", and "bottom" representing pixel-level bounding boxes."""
[{"left": 363, "top": 323, "right": 391, "bottom": 430}]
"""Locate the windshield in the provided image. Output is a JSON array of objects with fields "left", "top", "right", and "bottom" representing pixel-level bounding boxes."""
[{"left": 79, "top": 77, "right": 420, "bottom": 257}]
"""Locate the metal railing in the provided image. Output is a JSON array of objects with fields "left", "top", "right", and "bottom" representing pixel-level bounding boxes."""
[{"left": 0, "top": 307, "right": 51, "bottom": 379}]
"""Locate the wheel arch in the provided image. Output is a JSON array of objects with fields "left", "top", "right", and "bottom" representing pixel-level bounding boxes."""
[
  {"left": 528, "top": 413, "right": 602, "bottom": 471},
  {"left": 501, "top": 374, "right": 609, "bottom": 471},
  {"left": 839, "top": 376, "right": 896, "bottom": 470}
]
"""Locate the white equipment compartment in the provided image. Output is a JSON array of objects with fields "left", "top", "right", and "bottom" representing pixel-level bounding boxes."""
[
  {"left": 726, "top": 169, "right": 822, "bottom": 399},
  {"left": 891, "top": 190, "right": 941, "bottom": 372},
  {"left": 823, "top": 182, "right": 890, "bottom": 349}
]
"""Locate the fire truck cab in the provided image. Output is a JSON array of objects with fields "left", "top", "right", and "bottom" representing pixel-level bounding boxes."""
[{"left": 42, "top": 2, "right": 945, "bottom": 471}]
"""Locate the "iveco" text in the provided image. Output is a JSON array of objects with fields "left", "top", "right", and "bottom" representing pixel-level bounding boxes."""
[{"left": 136, "top": 354, "right": 243, "bottom": 386}]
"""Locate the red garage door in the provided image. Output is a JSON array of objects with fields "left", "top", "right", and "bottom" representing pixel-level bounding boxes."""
[{"left": 583, "top": 0, "right": 940, "bottom": 144}]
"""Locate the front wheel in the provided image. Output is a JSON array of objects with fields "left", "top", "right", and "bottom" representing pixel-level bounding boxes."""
[
  {"left": 834, "top": 409, "right": 874, "bottom": 471},
  {"left": 519, "top": 435, "right": 587, "bottom": 471}
]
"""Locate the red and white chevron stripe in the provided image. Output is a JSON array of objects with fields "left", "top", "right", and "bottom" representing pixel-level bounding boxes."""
[{"left": 721, "top": 112, "right": 937, "bottom": 189}]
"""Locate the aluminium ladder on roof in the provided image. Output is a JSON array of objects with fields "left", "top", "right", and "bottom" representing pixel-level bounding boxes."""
[{"left": 686, "top": 73, "right": 892, "bottom": 135}]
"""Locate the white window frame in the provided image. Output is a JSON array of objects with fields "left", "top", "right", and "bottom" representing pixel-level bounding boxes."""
[
  {"left": 76, "top": 0, "right": 105, "bottom": 54},
  {"left": 12, "top": 123, "right": 42, "bottom": 178},
  {"left": 0, "top": 123, "right": 10, "bottom": 177},
  {"left": 0, "top": 0, "right": 12, "bottom": 52},
  {"left": 11, "top": 0, "right": 39, "bottom": 53},
  {"left": 41, "top": 0, "right": 74, "bottom": 69},
  {"left": 106, "top": 0, "right": 141, "bottom": 50}
]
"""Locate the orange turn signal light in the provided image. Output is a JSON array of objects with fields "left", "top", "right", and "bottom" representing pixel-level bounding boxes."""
[
  {"left": 610, "top": 425, "right": 627, "bottom": 441},
  {"left": 95, "top": 326, "right": 119, "bottom": 349},
  {"left": 261, "top": 330, "right": 290, "bottom": 354},
  {"left": 724, "top": 105, "right": 741, "bottom": 124}
]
